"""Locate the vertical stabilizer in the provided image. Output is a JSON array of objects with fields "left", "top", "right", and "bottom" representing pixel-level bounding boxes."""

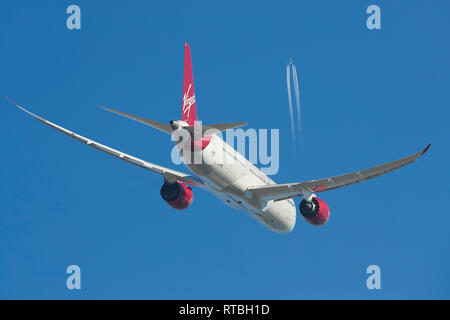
[{"left": 182, "top": 42, "right": 198, "bottom": 125}]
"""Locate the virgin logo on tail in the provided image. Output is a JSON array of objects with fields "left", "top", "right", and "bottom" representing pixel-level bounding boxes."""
[{"left": 183, "top": 83, "right": 195, "bottom": 117}]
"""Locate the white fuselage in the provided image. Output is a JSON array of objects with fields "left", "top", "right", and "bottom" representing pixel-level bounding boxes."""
[{"left": 180, "top": 134, "right": 296, "bottom": 233}]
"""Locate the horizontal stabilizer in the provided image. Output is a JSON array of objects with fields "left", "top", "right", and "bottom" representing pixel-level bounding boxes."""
[
  {"left": 100, "top": 105, "right": 172, "bottom": 134},
  {"left": 100, "top": 105, "right": 245, "bottom": 137}
]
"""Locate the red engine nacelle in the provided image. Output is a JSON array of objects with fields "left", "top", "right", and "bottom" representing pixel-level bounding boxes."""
[
  {"left": 299, "top": 197, "right": 330, "bottom": 226},
  {"left": 160, "top": 181, "right": 194, "bottom": 210}
]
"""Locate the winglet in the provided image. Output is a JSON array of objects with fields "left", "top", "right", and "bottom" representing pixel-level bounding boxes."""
[
  {"left": 422, "top": 143, "right": 431, "bottom": 155},
  {"left": 6, "top": 96, "right": 41, "bottom": 119},
  {"left": 6, "top": 96, "right": 18, "bottom": 106}
]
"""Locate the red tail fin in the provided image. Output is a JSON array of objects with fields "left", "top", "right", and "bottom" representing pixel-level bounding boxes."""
[{"left": 182, "top": 42, "right": 198, "bottom": 125}]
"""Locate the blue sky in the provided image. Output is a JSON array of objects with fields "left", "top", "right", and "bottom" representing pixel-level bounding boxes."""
[{"left": 1, "top": 0, "right": 449, "bottom": 299}]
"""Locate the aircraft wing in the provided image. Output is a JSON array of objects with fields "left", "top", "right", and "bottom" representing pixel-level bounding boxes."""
[
  {"left": 248, "top": 144, "right": 431, "bottom": 202},
  {"left": 8, "top": 98, "right": 204, "bottom": 188}
]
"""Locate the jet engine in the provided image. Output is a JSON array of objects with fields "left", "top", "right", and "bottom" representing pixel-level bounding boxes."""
[
  {"left": 160, "top": 181, "right": 194, "bottom": 210},
  {"left": 299, "top": 197, "right": 330, "bottom": 226}
]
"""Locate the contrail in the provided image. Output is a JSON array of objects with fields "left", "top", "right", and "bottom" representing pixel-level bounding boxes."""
[
  {"left": 286, "top": 63, "right": 296, "bottom": 143},
  {"left": 291, "top": 64, "right": 301, "bottom": 132},
  {"left": 286, "top": 59, "right": 302, "bottom": 148}
]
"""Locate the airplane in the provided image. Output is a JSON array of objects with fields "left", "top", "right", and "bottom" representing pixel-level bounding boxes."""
[{"left": 8, "top": 42, "right": 430, "bottom": 233}]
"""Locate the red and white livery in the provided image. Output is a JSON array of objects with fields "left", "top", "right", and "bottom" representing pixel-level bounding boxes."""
[{"left": 8, "top": 43, "right": 430, "bottom": 233}]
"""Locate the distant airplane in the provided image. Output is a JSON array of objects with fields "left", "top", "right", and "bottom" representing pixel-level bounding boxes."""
[{"left": 8, "top": 42, "right": 430, "bottom": 233}]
